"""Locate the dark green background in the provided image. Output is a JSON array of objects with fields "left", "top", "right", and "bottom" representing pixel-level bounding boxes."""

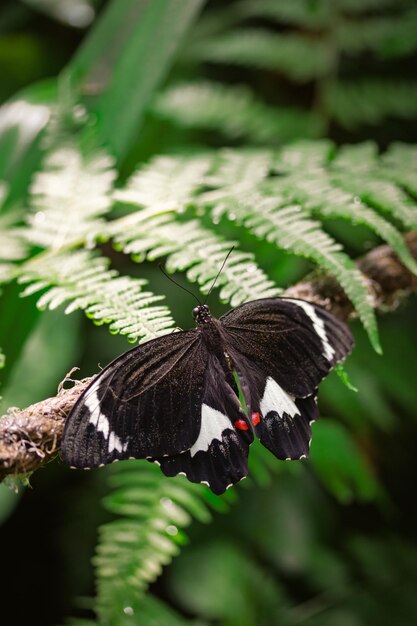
[{"left": 1, "top": 1, "right": 417, "bottom": 625}]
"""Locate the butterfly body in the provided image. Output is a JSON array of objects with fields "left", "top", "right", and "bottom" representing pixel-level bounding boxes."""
[
  {"left": 193, "top": 304, "right": 227, "bottom": 350},
  {"left": 62, "top": 297, "right": 354, "bottom": 494},
  {"left": 193, "top": 306, "right": 239, "bottom": 387}
]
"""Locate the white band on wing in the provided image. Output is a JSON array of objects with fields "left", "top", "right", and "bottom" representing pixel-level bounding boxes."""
[
  {"left": 287, "top": 299, "right": 336, "bottom": 361},
  {"left": 190, "top": 404, "right": 231, "bottom": 457}
]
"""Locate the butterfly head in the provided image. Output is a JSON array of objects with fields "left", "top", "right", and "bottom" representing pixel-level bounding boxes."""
[{"left": 192, "top": 304, "right": 211, "bottom": 326}]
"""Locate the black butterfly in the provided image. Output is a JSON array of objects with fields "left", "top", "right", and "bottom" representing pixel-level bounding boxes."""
[{"left": 61, "top": 297, "right": 353, "bottom": 494}]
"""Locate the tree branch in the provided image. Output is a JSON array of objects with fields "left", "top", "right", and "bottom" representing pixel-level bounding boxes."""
[
  {"left": 286, "top": 233, "right": 417, "bottom": 320},
  {"left": 0, "top": 377, "right": 92, "bottom": 482},
  {"left": 1, "top": 233, "right": 417, "bottom": 483}
]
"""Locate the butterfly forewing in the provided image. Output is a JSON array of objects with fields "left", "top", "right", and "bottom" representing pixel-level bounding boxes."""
[
  {"left": 61, "top": 331, "right": 208, "bottom": 467},
  {"left": 220, "top": 297, "right": 354, "bottom": 398}
]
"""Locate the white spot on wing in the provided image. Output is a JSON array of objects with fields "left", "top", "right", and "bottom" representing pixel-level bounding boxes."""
[
  {"left": 190, "top": 404, "right": 231, "bottom": 458},
  {"left": 108, "top": 430, "right": 127, "bottom": 454},
  {"left": 288, "top": 299, "right": 335, "bottom": 361},
  {"left": 260, "top": 377, "right": 300, "bottom": 418},
  {"left": 85, "top": 382, "right": 127, "bottom": 454},
  {"left": 85, "top": 384, "right": 110, "bottom": 438}
]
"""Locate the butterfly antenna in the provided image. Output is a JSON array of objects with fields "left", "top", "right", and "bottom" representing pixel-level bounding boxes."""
[
  {"left": 159, "top": 264, "right": 202, "bottom": 305},
  {"left": 203, "top": 246, "right": 235, "bottom": 305}
]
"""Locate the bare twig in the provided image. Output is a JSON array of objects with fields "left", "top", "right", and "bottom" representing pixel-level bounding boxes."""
[{"left": 1, "top": 233, "right": 417, "bottom": 483}]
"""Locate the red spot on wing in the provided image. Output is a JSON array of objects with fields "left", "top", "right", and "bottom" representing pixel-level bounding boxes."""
[
  {"left": 251, "top": 412, "right": 261, "bottom": 426},
  {"left": 234, "top": 418, "right": 249, "bottom": 431}
]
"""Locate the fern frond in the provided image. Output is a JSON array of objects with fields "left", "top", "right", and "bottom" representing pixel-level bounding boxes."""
[
  {"left": 232, "top": 0, "right": 330, "bottom": 27},
  {"left": 95, "top": 462, "right": 215, "bottom": 623},
  {"left": 182, "top": 0, "right": 329, "bottom": 46},
  {"left": 331, "top": 143, "right": 417, "bottom": 230},
  {"left": 336, "top": 9, "right": 417, "bottom": 57},
  {"left": 188, "top": 29, "right": 331, "bottom": 81},
  {"left": 113, "top": 155, "right": 279, "bottom": 306},
  {"left": 110, "top": 210, "right": 280, "bottom": 307},
  {"left": 0, "top": 214, "right": 27, "bottom": 262},
  {"left": 25, "top": 143, "right": 116, "bottom": 249},
  {"left": 306, "top": 190, "right": 417, "bottom": 275},
  {"left": 154, "top": 81, "right": 321, "bottom": 142},
  {"left": 381, "top": 143, "right": 417, "bottom": 197},
  {"left": 95, "top": 448, "right": 279, "bottom": 623},
  {"left": 262, "top": 144, "right": 417, "bottom": 275},
  {"left": 0, "top": 99, "right": 50, "bottom": 162},
  {"left": 178, "top": 0, "right": 417, "bottom": 140},
  {"left": 19, "top": 140, "right": 416, "bottom": 353},
  {"left": 200, "top": 149, "right": 381, "bottom": 352},
  {"left": 18, "top": 251, "right": 174, "bottom": 342},
  {"left": 0, "top": 231, "right": 26, "bottom": 266},
  {"left": 0, "top": 210, "right": 28, "bottom": 284},
  {"left": 114, "top": 154, "right": 210, "bottom": 209},
  {"left": 136, "top": 595, "right": 207, "bottom": 626},
  {"left": 326, "top": 80, "right": 417, "bottom": 128}
]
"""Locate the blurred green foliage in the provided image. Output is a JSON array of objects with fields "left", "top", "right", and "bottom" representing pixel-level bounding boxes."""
[{"left": 0, "top": 1, "right": 417, "bottom": 625}]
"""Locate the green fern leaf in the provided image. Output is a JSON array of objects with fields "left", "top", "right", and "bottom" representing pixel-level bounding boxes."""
[
  {"left": 262, "top": 143, "right": 417, "bottom": 275},
  {"left": 110, "top": 211, "right": 280, "bottom": 307},
  {"left": 325, "top": 80, "right": 417, "bottom": 128},
  {"left": 331, "top": 143, "right": 417, "bottom": 230},
  {"left": 381, "top": 143, "right": 417, "bottom": 197},
  {"left": 0, "top": 222, "right": 27, "bottom": 263},
  {"left": 200, "top": 149, "right": 381, "bottom": 352},
  {"left": 177, "top": 0, "right": 417, "bottom": 140},
  {"left": 232, "top": 0, "right": 330, "bottom": 28},
  {"left": 0, "top": 206, "right": 28, "bottom": 284},
  {"left": 114, "top": 154, "right": 211, "bottom": 210},
  {"left": 113, "top": 156, "right": 279, "bottom": 306},
  {"left": 136, "top": 594, "right": 208, "bottom": 626},
  {"left": 336, "top": 9, "right": 417, "bottom": 57},
  {"left": 18, "top": 251, "right": 174, "bottom": 342},
  {"left": 94, "top": 449, "right": 278, "bottom": 623},
  {"left": 95, "top": 462, "right": 215, "bottom": 623},
  {"left": 184, "top": 0, "right": 329, "bottom": 43},
  {"left": 154, "top": 81, "right": 321, "bottom": 142},
  {"left": 187, "top": 29, "right": 331, "bottom": 82},
  {"left": 25, "top": 143, "right": 117, "bottom": 249}
]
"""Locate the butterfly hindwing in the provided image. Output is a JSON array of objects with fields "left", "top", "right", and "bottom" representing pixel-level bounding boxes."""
[
  {"left": 225, "top": 349, "right": 318, "bottom": 461},
  {"left": 220, "top": 297, "right": 354, "bottom": 398},
  {"left": 255, "top": 381, "right": 318, "bottom": 460},
  {"left": 61, "top": 331, "right": 208, "bottom": 468},
  {"left": 220, "top": 297, "right": 351, "bottom": 461},
  {"left": 153, "top": 354, "right": 253, "bottom": 495}
]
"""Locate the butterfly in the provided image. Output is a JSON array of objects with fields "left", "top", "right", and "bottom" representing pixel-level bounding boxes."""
[{"left": 61, "top": 296, "right": 354, "bottom": 494}]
